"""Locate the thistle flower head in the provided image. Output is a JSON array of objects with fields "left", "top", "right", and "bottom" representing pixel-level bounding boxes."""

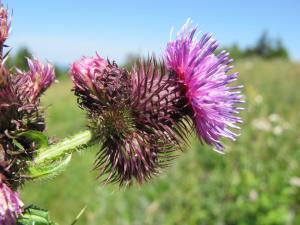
[
  {"left": 71, "top": 54, "right": 108, "bottom": 95},
  {"left": 130, "top": 58, "right": 190, "bottom": 145},
  {"left": 71, "top": 55, "right": 130, "bottom": 112},
  {"left": 0, "top": 59, "right": 55, "bottom": 187},
  {"left": 0, "top": 2, "right": 10, "bottom": 45},
  {"left": 1, "top": 58, "right": 55, "bottom": 133},
  {"left": 165, "top": 20, "right": 244, "bottom": 152},
  {"left": 0, "top": 63, "right": 19, "bottom": 133},
  {"left": 0, "top": 178, "right": 23, "bottom": 225},
  {"left": 71, "top": 55, "right": 181, "bottom": 185},
  {"left": 91, "top": 106, "right": 175, "bottom": 185},
  {"left": 15, "top": 58, "right": 55, "bottom": 102}
]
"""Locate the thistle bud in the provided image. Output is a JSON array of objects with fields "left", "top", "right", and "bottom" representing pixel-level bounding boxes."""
[
  {"left": 0, "top": 2, "right": 10, "bottom": 45},
  {"left": 15, "top": 58, "right": 55, "bottom": 102},
  {"left": 0, "top": 178, "right": 23, "bottom": 225},
  {"left": 71, "top": 55, "right": 183, "bottom": 185},
  {"left": 0, "top": 59, "right": 55, "bottom": 187},
  {"left": 71, "top": 54, "right": 108, "bottom": 95}
]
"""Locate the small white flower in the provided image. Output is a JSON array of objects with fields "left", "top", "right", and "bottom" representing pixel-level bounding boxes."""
[
  {"left": 252, "top": 118, "right": 271, "bottom": 131},
  {"left": 273, "top": 126, "right": 283, "bottom": 136},
  {"left": 268, "top": 114, "right": 281, "bottom": 123},
  {"left": 290, "top": 177, "right": 300, "bottom": 187},
  {"left": 282, "top": 122, "right": 291, "bottom": 130},
  {"left": 254, "top": 95, "right": 263, "bottom": 104},
  {"left": 249, "top": 189, "right": 258, "bottom": 201}
]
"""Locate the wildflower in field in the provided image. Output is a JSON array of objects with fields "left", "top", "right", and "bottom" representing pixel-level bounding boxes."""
[
  {"left": 0, "top": 58, "right": 55, "bottom": 134},
  {"left": 251, "top": 118, "right": 271, "bottom": 132},
  {"left": 71, "top": 56, "right": 182, "bottom": 185},
  {"left": 0, "top": 178, "right": 23, "bottom": 225},
  {"left": 268, "top": 113, "right": 281, "bottom": 123},
  {"left": 0, "top": 58, "right": 55, "bottom": 188},
  {"left": 165, "top": 19, "right": 243, "bottom": 152},
  {"left": 254, "top": 95, "right": 263, "bottom": 105},
  {"left": 15, "top": 58, "right": 55, "bottom": 102},
  {"left": 71, "top": 19, "right": 244, "bottom": 184},
  {"left": 0, "top": 57, "right": 54, "bottom": 221},
  {"left": 289, "top": 177, "right": 300, "bottom": 187},
  {"left": 0, "top": 1, "right": 10, "bottom": 46},
  {"left": 0, "top": 2, "right": 62, "bottom": 222}
]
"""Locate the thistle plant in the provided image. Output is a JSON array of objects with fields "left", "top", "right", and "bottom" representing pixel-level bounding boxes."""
[
  {"left": 0, "top": 0, "right": 243, "bottom": 223},
  {"left": 0, "top": 2, "right": 58, "bottom": 224},
  {"left": 69, "top": 20, "right": 243, "bottom": 185}
]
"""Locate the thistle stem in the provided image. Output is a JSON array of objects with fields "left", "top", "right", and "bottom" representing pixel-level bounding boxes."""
[{"left": 34, "top": 130, "right": 94, "bottom": 164}]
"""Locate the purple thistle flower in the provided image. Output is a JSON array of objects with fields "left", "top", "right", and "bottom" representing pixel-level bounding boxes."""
[
  {"left": 165, "top": 20, "right": 244, "bottom": 152},
  {"left": 70, "top": 54, "right": 108, "bottom": 96},
  {"left": 130, "top": 58, "right": 190, "bottom": 146},
  {"left": 15, "top": 58, "right": 55, "bottom": 102},
  {"left": 0, "top": 59, "right": 55, "bottom": 187},
  {"left": 71, "top": 56, "right": 181, "bottom": 185},
  {"left": 0, "top": 179, "right": 23, "bottom": 225},
  {"left": 0, "top": 2, "right": 10, "bottom": 46},
  {"left": 71, "top": 55, "right": 130, "bottom": 112},
  {"left": 0, "top": 66, "right": 19, "bottom": 133},
  {"left": 93, "top": 112, "right": 175, "bottom": 185}
]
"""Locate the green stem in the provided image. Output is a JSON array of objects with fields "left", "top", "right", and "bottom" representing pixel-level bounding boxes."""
[{"left": 34, "top": 130, "right": 94, "bottom": 164}]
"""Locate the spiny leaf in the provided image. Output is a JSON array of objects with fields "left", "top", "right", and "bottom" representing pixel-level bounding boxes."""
[
  {"left": 26, "top": 154, "right": 72, "bottom": 180},
  {"left": 34, "top": 130, "right": 93, "bottom": 164},
  {"left": 17, "top": 205, "right": 58, "bottom": 225}
]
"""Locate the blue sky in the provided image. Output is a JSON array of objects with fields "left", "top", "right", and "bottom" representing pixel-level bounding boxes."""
[{"left": 6, "top": 0, "right": 300, "bottom": 65}]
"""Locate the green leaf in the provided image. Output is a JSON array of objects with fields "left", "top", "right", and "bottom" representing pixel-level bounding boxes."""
[
  {"left": 26, "top": 154, "right": 72, "bottom": 180},
  {"left": 17, "top": 205, "right": 58, "bottom": 225},
  {"left": 24, "top": 130, "right": 93, "bottom": 181},
  {"left": 34, "top": 130, "right": 93, "bottom": 164},
  {"left": 18, "top": 130, "right": 49, "bottom": 148}
]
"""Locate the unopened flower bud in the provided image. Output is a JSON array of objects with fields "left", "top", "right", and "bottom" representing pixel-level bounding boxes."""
[
  {"left": 0, "top": 2, "right": 10, "bottom": 45},
  {"left": 0, "top": 179, "right": 23, "bottom": 225}
]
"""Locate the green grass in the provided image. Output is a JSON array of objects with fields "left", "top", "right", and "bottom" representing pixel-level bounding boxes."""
[{"left": 21, "top": 59, "right": 300, "bottom": 225}]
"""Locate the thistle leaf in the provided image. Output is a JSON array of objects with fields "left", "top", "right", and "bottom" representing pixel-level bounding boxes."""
[
  {"left": 17, "top": 205, "right": 58, "bottom": 225},
  {"left": 33, "top": 130, "right": 93, "bottom": 164},
  {"left": 26, "top": 154, "right": 72, "bottom": 180}
]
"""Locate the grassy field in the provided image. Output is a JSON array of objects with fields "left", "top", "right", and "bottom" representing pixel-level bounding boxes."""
[{"left": 20, "top": 59, "right": 300, "bottom": 225}]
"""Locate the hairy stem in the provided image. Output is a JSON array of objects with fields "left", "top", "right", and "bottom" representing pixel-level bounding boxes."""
[{"left": 34, "top": 130, "right": 94, "bottom": 164}]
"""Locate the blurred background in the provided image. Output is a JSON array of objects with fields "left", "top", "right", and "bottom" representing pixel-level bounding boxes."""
[{"left": 6, "top": 0, "right": 300, "bottom": 224}]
